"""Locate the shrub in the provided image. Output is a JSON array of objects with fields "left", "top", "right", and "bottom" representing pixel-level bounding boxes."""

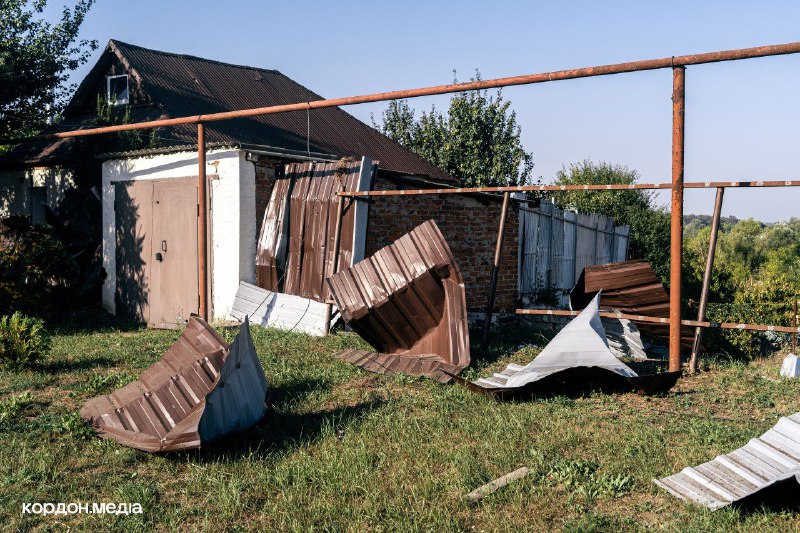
[
  {"left": 0, "top": 217, "right": 79, "bottom": 312},
  {"left": 0, "top": 312, "right": 51, "bottom": 368}
]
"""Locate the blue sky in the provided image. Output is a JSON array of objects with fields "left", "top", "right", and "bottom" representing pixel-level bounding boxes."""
[{"left": 56, "top": 0, "right": 800, "bottom": 221}]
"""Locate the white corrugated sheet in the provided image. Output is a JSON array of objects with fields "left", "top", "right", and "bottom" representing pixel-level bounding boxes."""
[
  {"left": 475, "top": 293, "right": 638, "bottom": 389},
  {"left": 519, "top": 200, "right": 630, "bottom": 301},
  {"left": 199, "top": 317, "right": 268, "bottom": 442},
  {"left": 229, "top": 281, "right": 333, "bottom": 336},
  {"left": 780, "top": 354, "right": 800, "bottom": 378},
  {"left": 655, "top": 412, "right": 800, "bottom": 510}
]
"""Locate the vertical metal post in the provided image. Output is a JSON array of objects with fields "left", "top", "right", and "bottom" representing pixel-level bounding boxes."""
[
  {"left": 688, "top": 187, "right": 724, "bottom": 373},
  {"left": 481, "top": 192, "right": 511, "bottom": 355},
  {"left": 197, "top": 122, "right": 208, "bottom": 320},
  {"left": 793, "top": 298, "right": 797, "bottom": 354},
  {"left": 669, "top": 66, "right": 686, "bottom": 372},
  {"left": 324, "top": 195, "right": 346, "bottom": 336}
]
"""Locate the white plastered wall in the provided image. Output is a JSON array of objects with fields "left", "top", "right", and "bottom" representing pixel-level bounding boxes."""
[
  {"left": 101, "top": 148, "right": 256, "bottom": 322},
  {"left": 0, "top": 167, "right": 74, "bottom": 218}
]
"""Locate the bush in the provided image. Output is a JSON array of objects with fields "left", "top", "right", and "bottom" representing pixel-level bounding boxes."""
[
  {"left": 0, "top": 217, "right": 79, "bottom": 312},
  {"left": 0, "top": 312, "right": 51, "bottom": 368}
]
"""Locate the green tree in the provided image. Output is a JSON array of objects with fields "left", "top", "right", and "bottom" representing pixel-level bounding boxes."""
[
  {"left": 0, "top": 0, "right": 97, "bottom": 140},
  {"left": 374, "top": 73, "right": 534, "bottom": 187},
  {"left": 549, "top": 159, "right": 671, "bottom": 284}
]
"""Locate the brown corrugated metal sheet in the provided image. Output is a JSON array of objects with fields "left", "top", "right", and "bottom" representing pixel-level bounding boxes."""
[
  {"left": 80, "top": 316, "right": 267, "bottom": 452},
  {"left": 2, "top": 40, "right": 456, "bottom": 185},
  {"left": 255, "top": 175, "right": 292, "bottom": 291},
  {"left": 327, "top": 220, "right": 470, "bottom": 381},
  {"left": 570, "top": 260, "right": 694, "bottom": 347},
  {"left": 257, "top": 159, "right": 369, "bottom": 303}
]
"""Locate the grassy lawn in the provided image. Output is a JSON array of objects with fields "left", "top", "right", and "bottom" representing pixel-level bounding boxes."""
[{"left": 2, "top": 319, "right": 800, "bottom": 531}]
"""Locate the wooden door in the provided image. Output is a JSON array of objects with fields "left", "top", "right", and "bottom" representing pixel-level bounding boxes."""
[
  {"left": 115, "top": 180, "right": 154, "bottom": 322},
  {"left": 149, "top": 178, "right": 199, "bottom": 328}
]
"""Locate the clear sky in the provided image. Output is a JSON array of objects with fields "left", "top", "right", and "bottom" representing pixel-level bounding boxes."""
[{"left": 55, "top": 0, "right": 800, "bottom": 221}]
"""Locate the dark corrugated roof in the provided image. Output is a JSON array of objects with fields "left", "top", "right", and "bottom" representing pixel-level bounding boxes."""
[{"left": 3, "top": 40, "right": 455, "bottom": 182}]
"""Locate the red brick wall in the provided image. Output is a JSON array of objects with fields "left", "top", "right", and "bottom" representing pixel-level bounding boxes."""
[{"left": 364, "top": 174, "right": 518, "bottom": 312}]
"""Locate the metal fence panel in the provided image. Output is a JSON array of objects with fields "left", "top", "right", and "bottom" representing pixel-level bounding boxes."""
[{"left": 518, "top": 200, "right": 630, "bottom": 300}]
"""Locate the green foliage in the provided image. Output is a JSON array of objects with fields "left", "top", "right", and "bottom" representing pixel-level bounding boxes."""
[
  {"left": 0, "top": 0, "right": 97, "bottom": 139},
  {"left": 684, "top": 218, "right": 800, "bottom": 358},
  {"left": 0, "top": 391, "right": 35, "bottom": 429},
  {"left": 550, "top": 159, "right": 671, "bottom": 283},
  {"left": 0, "top": 312, "right": 50, "bottom": 368},
  {"left": 545, "top": 459, "right": 633, "bottom": 501},
  {"left": 59, "top": 411, "right": 94, "bottom": 440},
  {"left": 0, "top": 218, "right": 79, "bottom": 311},
  {"left": 374, "top": 72, "right": 534, "bottom": 187}
]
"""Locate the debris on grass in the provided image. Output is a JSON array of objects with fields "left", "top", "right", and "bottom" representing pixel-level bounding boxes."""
[{"left": 80, "top": 316, "right": 268, "bottom": 452}]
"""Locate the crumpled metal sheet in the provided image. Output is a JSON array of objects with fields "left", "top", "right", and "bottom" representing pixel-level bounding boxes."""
[
  {"left": 655, "top": 412, "right": 800, "bottom": 510},
  {"left": 327, "top": 220, "right": 470, "bottom": 381},
  {"left": 230, "top": 281, "right": 331, "bottom": 337},
  {"left": 457, "top": 293, "right": 679, "bottom": 398},
  {"left": 570, "top": 259, "right": 694, "bottom": 348},
  {"left": 80, "top": 316, "right": 267, "bottom": 452}
]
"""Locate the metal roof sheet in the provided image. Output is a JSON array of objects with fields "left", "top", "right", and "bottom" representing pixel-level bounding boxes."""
[
  {"left": 570, "top": 259, "right": 695, "bottom": 348},
  {"left": 655, "top": 412, "right": 800, "bottom": 510},
  {"left": 80, "top": 316, "right": 267, "bottom": 452},
  {"left": 230, "top": 281, "right": 332, "bottom": 337},
  {"left": 458, "top": 294, "right": 679, "bottom": 398},
  {"left": 327, "top": 220, "right": 470, "bottom": 381}
]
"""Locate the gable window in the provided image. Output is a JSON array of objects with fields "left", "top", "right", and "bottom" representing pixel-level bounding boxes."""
[{"left": 106, "top": 74, "right": 129, "bottom": 105}]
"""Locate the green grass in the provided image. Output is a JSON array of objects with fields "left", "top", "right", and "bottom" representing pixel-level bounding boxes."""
[{"left": 1, "top": 319, "right": 800, "bottom": 531}]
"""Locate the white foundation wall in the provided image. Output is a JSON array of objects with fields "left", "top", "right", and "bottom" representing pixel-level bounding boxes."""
[
  {"left": 101, "top": 148, "right": 255, "bottom": 322},
  {"left": 0, "top": 167, "right": 74, "bottom": 218}
]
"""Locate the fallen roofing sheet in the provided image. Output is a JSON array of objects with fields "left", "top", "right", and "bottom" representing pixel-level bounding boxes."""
[
  {"left": 327, "top": 220, "right": 470, "bottom": 382},
  {"left": 262, "top": 158, "right": 374, "bottom": 302},
  {"left": 457, "top": 293, "right": 679, "bottom": 398},
  {"left": 570, "top": 259, "right": 694, "bottom": 348},
  {"left": 80, "top": 316, "right": 267, "bottom": 452},
  {"left": 230, "top": 281, "right": 332, "bottom": 336},
  {"left": 655, "top": 412, "right": 800, "bottom": 510}
]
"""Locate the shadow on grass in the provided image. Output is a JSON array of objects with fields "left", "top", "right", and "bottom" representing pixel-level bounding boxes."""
[
  {"left": 733, "top": 475, "right": 800, "bottom": 515},
  {"left": 187, "top": 399, "right": 386, "bottom": 463},
  {"left": 39, "top": 306, "right": 144, "bottom": 336}
]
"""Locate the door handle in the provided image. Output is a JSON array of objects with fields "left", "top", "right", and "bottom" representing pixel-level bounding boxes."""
[
  {"left": 161, "top": 240, "right": 167, "bottom": 252},
  {"left": 155, "top": 252, "right": 163, "bottom": 262}
]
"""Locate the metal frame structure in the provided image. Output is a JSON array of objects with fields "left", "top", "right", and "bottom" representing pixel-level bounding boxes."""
[{"left": 4, "top": 42, "right": 800, "bottom": 370}]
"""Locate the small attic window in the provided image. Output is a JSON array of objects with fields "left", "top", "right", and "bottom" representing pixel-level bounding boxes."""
[{"left": 106, "top": 74, "right": 129, "bottom": 105}]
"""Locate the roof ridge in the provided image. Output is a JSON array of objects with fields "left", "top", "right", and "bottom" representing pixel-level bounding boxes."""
[{"left": 109, "top": 39, "right": 282, "bottom": 76}]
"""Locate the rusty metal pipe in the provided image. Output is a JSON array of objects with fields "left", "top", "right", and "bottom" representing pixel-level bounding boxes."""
[
  {"left": 515, "top": 308, "right": 800, "bottom": 334},
  {"left": 197, "top": 123, "right": 208, "bottom": 320},
  {"left": 481, "top": 192, "right": 511, "bottom": 355},
  {"left": 669, "top": 67, "right": 686, "bottom": 373},
  {"left": 688, "top": 187, "right": 725, "bottom": 373},
  {"left": 336, "top": 180, "right": 800, "bottom": 197},
  {"left": 323, "top": 195, "right": 346, "bottom": 336},
  {"left": 4, "top": 41, "right": 800, "bottom": 145}
]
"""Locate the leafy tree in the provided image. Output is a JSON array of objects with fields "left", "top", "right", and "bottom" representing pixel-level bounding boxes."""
[
  {"left": 374, "top": 72, "right": 534, "bottom": 187},
  {"left": 549, "top": 159, "right": 671, "bottom": 284},
  {"left": 0, "top": 0, "right": 97, "bottom": 140}
]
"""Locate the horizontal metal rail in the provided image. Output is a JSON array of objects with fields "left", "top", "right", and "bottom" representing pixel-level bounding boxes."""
[
  {"left": 337, "top": 180, "right": 800, "bottom": 196},
  {"left": 2, "top": 41, "right": 800, "bottom": 145},
  {"left": 516, "top": 308, "right": 800, "bottom": 334}
]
